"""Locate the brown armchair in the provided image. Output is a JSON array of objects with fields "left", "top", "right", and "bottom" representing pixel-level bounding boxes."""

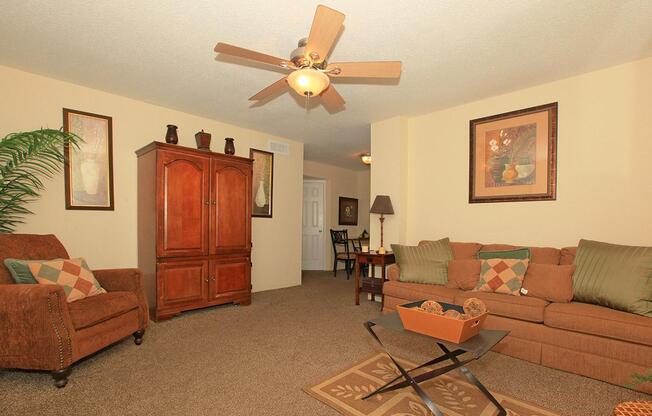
[{"left": 0, "top": 234, "right": 149, "bottom": 387}]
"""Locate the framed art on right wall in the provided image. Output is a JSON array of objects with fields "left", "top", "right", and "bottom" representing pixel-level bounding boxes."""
[{"left": 469, "top": 102, "right": 558, "bottom": 203}]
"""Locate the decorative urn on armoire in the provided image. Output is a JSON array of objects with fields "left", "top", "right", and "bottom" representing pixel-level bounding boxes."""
[{"left": 135, "top": 141, "right": 253, "bottom": 321}]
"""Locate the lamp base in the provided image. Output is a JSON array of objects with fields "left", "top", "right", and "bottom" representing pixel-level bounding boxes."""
[{"left": 378, "top": 246, "right": 386, "bottom": 254}]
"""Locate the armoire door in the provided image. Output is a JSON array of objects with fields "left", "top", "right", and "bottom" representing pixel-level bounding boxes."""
[
  {"left": 208, "top": 258, "right": 250, "bottom": 300},
  {"left": 157, "top": 150, "right": 210, "bottom": 257},
  {"left": 157, "top": 259, "right": 208, "bottom": 309},
  {"left": 209, "top": 160, "right": 251, "bottom": 254}
]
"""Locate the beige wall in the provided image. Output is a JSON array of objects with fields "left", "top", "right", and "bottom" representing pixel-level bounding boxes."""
[
  {"left": 370, "top": 117, "right": 409, "bottom": 252},
  {"left": 372, "top": 57, "right": 652, "bottom": 248},
  {"left": 0, "top": 65, "right": 304, "bottom": 292},
  {"left": 303, "top": 160, "right": 370, "bottom": 269}
]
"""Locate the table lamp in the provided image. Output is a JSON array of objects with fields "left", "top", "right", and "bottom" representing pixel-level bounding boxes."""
[{"left": 370, "top": 195, "right": 394, "bottom": 254}]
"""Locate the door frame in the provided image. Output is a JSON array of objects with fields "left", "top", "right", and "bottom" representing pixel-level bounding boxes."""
[{"left": 302, "top": 179, "right": 326, "bottom": 270}]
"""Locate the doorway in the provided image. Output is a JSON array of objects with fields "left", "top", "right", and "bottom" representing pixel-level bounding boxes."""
[{"left": 302, "top": 180, "right": 326, "bottom": 270}]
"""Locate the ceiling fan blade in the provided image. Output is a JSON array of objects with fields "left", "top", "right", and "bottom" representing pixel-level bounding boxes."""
[
  {"left": 320, "top": 85, "right": 345, "bottom": 112},
  {"left": 305, "top": 5, "right": 345, "bottom": 63},
  {"left": 215, "top": 42, "right": 293, "bottom": 69},
  {"left": 326, "top": 61, "right": 402, "bottom": 78},
  {"left": 249, "top": 77, "right": 288, "bottom": 101}
]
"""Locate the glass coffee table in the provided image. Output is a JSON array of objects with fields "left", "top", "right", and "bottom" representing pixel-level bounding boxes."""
[{"left": 364, "top": 309, "right": 509, "bottom": 416}]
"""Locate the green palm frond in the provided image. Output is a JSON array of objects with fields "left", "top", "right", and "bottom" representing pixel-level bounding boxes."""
[{"left": 0, "top": 129, "right": 81, "bottom": 233}]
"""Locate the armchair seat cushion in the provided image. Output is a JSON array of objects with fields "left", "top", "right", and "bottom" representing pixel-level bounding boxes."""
[
  {"left": 336, "top": 253, "right": 356, "bottom": 260},
  {"left": 68, "top": 291, "right": 139, "bottom": 330}
]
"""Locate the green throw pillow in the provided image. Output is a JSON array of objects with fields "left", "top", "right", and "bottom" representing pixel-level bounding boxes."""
[
  {"left": 573, "top": 239, "right": 652, "bottom": 317},
  {"left": 478, "top": 248, "right": 531, "bottom": 260},
  {"left": 4, "top": 258, "right": 42, "bottom": 284},
  {"left": 391, "top": 238, "right": 453, "bottom": 285}
]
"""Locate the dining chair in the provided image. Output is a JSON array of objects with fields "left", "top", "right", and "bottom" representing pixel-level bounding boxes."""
[{"left": 330, "top": 229, "right": 355, "bottom": 279}]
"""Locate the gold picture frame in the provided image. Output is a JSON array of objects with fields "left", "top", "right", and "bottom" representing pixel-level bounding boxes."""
[
  {"left": 63, "top": 108, "right": 114, "bottom": 210},
  {"left": 250, "top": 148, "right": 274, "bottom": 218},
  {"left": 469, "top": 102, "right": 557, "bottom": 203}
]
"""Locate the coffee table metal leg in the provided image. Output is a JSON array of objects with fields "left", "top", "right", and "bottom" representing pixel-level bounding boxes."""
[
  {"left": 388, "top": 354, "right": 444, "bottom": 416},
  {"left": 366, "top": 349, "right": 467, "bottom": 397},
  {"left": 438, "top": 344, "right": 507, "bottom": 416}
]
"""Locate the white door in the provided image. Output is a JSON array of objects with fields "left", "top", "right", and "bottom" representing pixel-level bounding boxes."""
[{"left": 302, "top": 180, "right": 325, "bottom": 270}]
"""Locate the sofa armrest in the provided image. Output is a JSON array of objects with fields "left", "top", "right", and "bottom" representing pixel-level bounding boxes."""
[
  {"left": 387, "top": 264, "right": 400, "bottom": 281},
  {"left": 93, "top": 268, "right": 149, "bottom": 328},
  {"left": 0, "top": 284, "right": 76, "bottom": 371}
]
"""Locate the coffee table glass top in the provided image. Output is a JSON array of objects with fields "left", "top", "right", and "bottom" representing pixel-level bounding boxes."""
[{"left": 368, "top": 311, "right": 508, "bottom": 358}]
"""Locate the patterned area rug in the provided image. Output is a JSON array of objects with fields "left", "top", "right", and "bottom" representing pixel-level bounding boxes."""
[{"left": 304, "top": 353, "right": 560, "bottom": 416}]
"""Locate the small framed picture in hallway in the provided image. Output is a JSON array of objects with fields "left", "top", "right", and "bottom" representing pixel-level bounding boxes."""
[
  {"left": 250, "top": 148, "right": 274, "bottom": 218},
  {"left": 338, "top": 197, "right": 358, "bottom": 225}
]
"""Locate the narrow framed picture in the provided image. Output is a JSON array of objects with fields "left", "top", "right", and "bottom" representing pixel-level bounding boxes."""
[
  {"left": 338, "top": 197, "right": 358, "bottom": 226},
  {"left": 63, "top": 108, "right": 115, "bottom": 210},
  {"left": 250, "top": 148, "right": 274, "bottom": 218},
  {"left": 469, "top": 102, "right": 557, "bottom": 203}
]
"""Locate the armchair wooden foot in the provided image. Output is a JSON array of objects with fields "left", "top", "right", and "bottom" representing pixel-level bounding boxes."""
[
  {"left": 51, "top": 367, "right": 71, "bottom": 388},
  {"left": 133, "top": 329, "right": 145, "bottom": 345}
]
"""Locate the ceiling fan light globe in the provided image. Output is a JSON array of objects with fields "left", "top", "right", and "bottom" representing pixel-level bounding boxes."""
[{"left": 287, "top": 68, "right": 330, "bottom": 97}]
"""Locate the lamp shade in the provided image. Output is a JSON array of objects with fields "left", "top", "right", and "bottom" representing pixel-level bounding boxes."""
[
  {"left": 287, "top": 68, "right": 330, "bottom": 97},
  {"left": 370, "top": 195, "right": 394, "bottom": 215}
]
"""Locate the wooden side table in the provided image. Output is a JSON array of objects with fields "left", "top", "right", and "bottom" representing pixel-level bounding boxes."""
[{"left": 354, "top": 252, "right": 395, "bottom": 308}]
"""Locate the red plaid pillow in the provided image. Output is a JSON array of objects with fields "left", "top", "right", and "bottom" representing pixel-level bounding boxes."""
[
  {"left": 28, "top": 258, "right": 106, "bottom": 302},
  {"left": 473, "top": 258, "right": 529, "bottom": 296}
]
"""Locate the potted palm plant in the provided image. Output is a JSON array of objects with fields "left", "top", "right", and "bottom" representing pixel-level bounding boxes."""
[{"left": 0, "top": 129, "right": 80, "bottom": 233}]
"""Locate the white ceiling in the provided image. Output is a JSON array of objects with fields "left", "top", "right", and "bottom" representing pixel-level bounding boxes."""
[{"left": 1, "top": 1, "right": 651, "bottom": 169}]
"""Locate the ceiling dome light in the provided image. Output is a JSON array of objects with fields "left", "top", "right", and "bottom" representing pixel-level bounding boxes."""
[
  {"left": 287, "top": 68, "right": 330, "bottom": 97},
  {"left": 361, "top": 153, "right": 372, "bottom": 165}
]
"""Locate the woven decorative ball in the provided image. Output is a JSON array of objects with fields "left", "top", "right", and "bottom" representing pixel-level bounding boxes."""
[
  {"left": 614, "top": 401, "right": 652, "bottom": 416},
  {"left": 463, "top": 298, "right": 487, "bottom": 317},
  {"left": 443, "top": 309, "right": 462, "bottom": 320},
  {"left": 419, "top": 300, "right": 444, "bottom": 315}
]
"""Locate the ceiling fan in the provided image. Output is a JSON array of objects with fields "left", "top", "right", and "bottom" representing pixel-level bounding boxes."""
[{"left": 214, "top": 4, "right": 402, "bottom": 112}]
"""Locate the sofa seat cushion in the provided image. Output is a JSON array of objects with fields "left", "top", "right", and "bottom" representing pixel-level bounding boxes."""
[
  {"left": 383, "top": 280, "right": 460, "bottom": 304},
  {"left": 68, "top": 291, "right": 139, "bottom": 330},
  {"left": 455, "top": 291, "right": 549, "bottom": 323},
  {"left": 544, "top": 302, "right": 652, "bottom": 346}
]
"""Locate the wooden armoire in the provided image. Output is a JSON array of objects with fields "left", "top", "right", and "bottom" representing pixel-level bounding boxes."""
[{"left": 136, "top": 142, "right": 253, "bottom": 321}]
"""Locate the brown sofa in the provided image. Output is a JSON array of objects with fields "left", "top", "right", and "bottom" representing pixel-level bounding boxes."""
[
  {"left": 384, "top": 241, "right": 652, "bottom": 394},
  {"left": 0, "top": 234, "right": 149, "bottom": 387}
]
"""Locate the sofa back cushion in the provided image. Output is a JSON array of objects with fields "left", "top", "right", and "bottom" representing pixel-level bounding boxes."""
[
  {"left": 446, "top": 259, "right": 481, "bottom": 290},
  {"left": 480, "top": 244, "right": 560, "bottom": 264},
  {"left": 450, "top": 242, "right": 483, "bottom": 260},
  {"left": 0, "top": 234, "right": 69, "bottom": 284},
  {"left": 522, "top": 263, "right": 575, "bottom": 303},
  {"left": 560, "top": 247, "right": 577, "bottom": 265},
  {"left": 573, "top": 239, "right": 652, "bottom": 317}
]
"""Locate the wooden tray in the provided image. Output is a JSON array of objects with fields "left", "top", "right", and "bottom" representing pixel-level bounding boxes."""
[{"left": 396, "top": 300, "right": 487, "bottom": 344}]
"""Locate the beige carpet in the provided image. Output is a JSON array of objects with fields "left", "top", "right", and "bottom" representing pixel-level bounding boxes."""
[
  {"left": 305, "top": 352, "right": 559, "bottom": 416},
  {"left": 0, "top": 271, "right": 649, "bottom": 415}
]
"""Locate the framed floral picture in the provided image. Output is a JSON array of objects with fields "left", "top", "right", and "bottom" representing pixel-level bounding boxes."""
[
  {"left": 338, "top": 197, "right": 358, "bottom": 226},
  {"left": 250, "top": 148, "right": 274, "bottom": 218},
  {"left": 63, "top": 108, "right": 114, "bottom": 210},
  {"left": 469, "top": 102, "right": 557, "bottom": 203}
]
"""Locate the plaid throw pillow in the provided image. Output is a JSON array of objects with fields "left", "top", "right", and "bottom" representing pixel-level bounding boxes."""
[
  {"left": 28, "top": 258, "right": 106, "bottom": 302},
  {"left": 473, "top": 258, "right": 529, "bottom": 296}
]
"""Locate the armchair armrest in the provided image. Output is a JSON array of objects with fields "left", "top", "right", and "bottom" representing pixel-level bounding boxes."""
[
  {"left": 93, "top": 268, "right": 149, "bottom": 328},
  {"left": 0, "top": 284, "right": 75, "bottom": 371},
  {"left": 387, "top": 264, "right": 400, "bottom": 281}
]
